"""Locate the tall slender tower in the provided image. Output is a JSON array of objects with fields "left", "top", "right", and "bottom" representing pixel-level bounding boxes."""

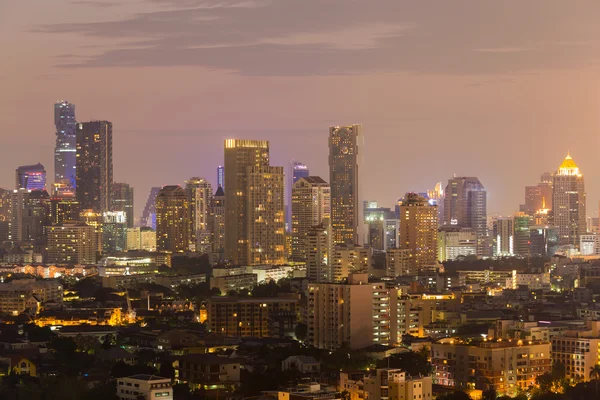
[
  {"left": 111, "top": 183, "right": 134, "bottom": 228},
  {"left": 76, "top": 121, "right": 113, "bottom": 212},
  {"left": 217, "top": 165, "right": 225, "bottom": 189},
  {"left": 209, "top": 186, "right": 226, "bottom": 257},
  {"left": 155, "top": 185, "right": 189, "bottom": 253},
  {"left": 552, "top": 153, "right": 586, "bottom": 248},
  {"left": 286, "top": 161, "right": 309, "bottom": 231},
  {"left": 291, "top": 176, "right": 331, "bottom": 261},
  {"left": 185, "top": 177, "right": 212, "bottom": 253},
  {"left": 328, "top": 125, "right": 363, "bottom": 246},
  {"left": 224, "top": 139, "right": 270, "bottom": 265},
  {"left": 443, "top": 177, "right": 488, "bottom": 256},
  {"left": 54, "top": 101, "right": 77, "bottom": 189}
]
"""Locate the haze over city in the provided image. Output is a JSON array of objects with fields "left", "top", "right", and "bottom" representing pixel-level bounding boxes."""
[{"left": 2, "top": 0, "right": 600, "bottom": 215}]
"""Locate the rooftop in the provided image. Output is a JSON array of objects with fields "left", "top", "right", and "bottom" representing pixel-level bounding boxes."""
[{"left": 127, "top": 374, "right": 171, "bottom": 381}]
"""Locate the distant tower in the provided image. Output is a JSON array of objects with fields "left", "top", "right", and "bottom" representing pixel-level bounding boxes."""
[
  {"left": 552, "top": 153, "right": 586, "bottom": 248},
  {"left": 111, "top": 183, "right": 134, "bottom": 228},
  {"left": 492, "top": 217, "right": 514, "bottom": 256},
  {"left": 16, "top": 163, "right": 46, "bottom": 191},
  {"left": 209, "top": 186, "right": 226, "bottom": 257},
  {"left": 141, "top": 187, "right": 161, "bottom": 229},
  {"left": 54, "top": 101, "right": 77, "bottom": 189},
  {"left": 217, "top": 165, "right": 225, "bottom": 189},
  {"left": 329, "top": 125, "right": 363, "bottom": 246},
  {"left": 155, "top": 185, "right": 189, "bottom": 253},
  {"left": 185, "top": 177, "right": 212, "bottom": 253},
  {"left": 443, "top": 177, "right": 488, "bottom": 256},
  {"left": 76, "top": 121, "right": 113, "bottom": 212},
  {"left": 286, "top": 161, "right": 310, "bottom": 232},
  {"left": 427, "top": 182, "right": 444, "bottom": 226},
  {"left": 291, "top": 176, "right": 330, "bottom": 261}
]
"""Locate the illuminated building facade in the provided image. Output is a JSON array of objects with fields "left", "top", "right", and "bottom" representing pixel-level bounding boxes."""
[
  {"left": 111, "top": 182, "right": 134, "bottom": 228},
  {"left": 50, "top": 193, "right": 79, "bottom": 224},
  {"left": 126, "top": 227, "right": 157, "bottom": 252},
  {"left": 286, "top": 161, "right": 309, "bottom": 231},
  {"left": 246, "top": 166, "right": 286, "bottom": 265},
  {"left": 329, "top": 125, "right": 363, "bottom": 246},
  {"left": 0, "top": 188, "right": 11, "bottom": 242},
  {"left": 224, "top": 139, "right": 270, "bottom": 265},
  {"left": 54, "top": 101, "right": 77, "bottom": 189},
  {"left": 399, "top": 193, "right": 438, "bottom": 274},
  {"left": 291, "top": 176, "right": 330, "bottom": 261},
  {"left": 523, "top": 173, "right": 553, "bottom": 215},
  {"left": 443, "top": 177, "right": 488, "bottom": 256},
  {"left": 552, "top": 153, "right": 586, "bottom": 248},
  {"left": 217, "top": 165, "right": 225, "bottom": 189},
  {"left": 76, "top": 121, "right": 113, "bottom": 212},
  {"left": 11, "top": 189, "right": 50, "bottom": 246},
  {"left": 80, "top": 209, "right": 103, "bottom": 254},
  {"left": 46, "top": 223, "right": 98, "bottom": 264},
  {"left": 428, "top": 182, "right": 445, "bottom": 226},
  {"left": 364, "top": 201, "right": 398, "bottom": 251},
  {"left": 306, "top": 221, "right": 333, "bottom": 282},
  {"left": 155, "top": 185, "right": 189, "bottom": 253},
  {"left": 513, "top": 213, "right": 531, "bottom": 256},
  {"left": 385, "top": 248, "right": 412, "bottom": 277},
  {"left": 437, "top": 228, "right": 477, "bottom": 262},
  {"left": 102, "top": 211, "right": 127, "bottom": 254},
  {"left": 492, "top": 217, "right": 514, "bottom": 256},
  {"left": 141, "top": 187, "right": 161, "bottom": 229},
  {"left": 16, "top": 163, "right": 47, "bottom": 191},
  {"left": 209, "top": 186, "right": 225, "bottom": 257},
  {"left": 185, "top": 177, "right": 212, "bottom": 253}
]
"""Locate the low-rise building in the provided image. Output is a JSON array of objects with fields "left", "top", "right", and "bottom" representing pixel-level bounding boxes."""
[
  {"left": 117, "top": 374, "right": 173, "bottom": 400},
  {"left": 282, "top": 356, "right": 321, "bottom": 374},
  {"left": 364, "top": 369, "right": 432, "bottom": 400},
  {"left": 0, "top": 279, "right": 63, "bottom": 315},
  {"left": 176, "top": 354, "right": 240, "bottom": 393},
  {"left": 210, "top": 273, "right": 257, "bottom": 294},
  {"left": 551, "top": 320, "right": 600, "bottom": 381}
]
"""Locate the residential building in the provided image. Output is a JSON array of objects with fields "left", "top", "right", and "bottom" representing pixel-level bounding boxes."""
[
  {"left": 291, "top": 176, "right": 331, "bottom": 261},
  {"left": 513, "top": 213, "right": 531, "bottom": 257},
  {"left": 492, "top": 217, "right": 514, "bottom": 256},
  {"left": 552, "top": 153, "right": 586, "bottom": 248},
  {"left": 102, "top": 211, "right": 127, "bottom": 254},
  {"left": 111, "top": 182, "right": 134, "bottom": 228},
  {"left": 176, "top": 354, "right": 240, "bottom": 392},
  {"left": 11, "top": 189, "right": 50, "bottom": 246},
  {"left": 364, "top": 369, "right": 432, "bottom": 400},
  {"left": 580, "top": 234, "right": 600, "bottom": 255},
  {"left": 46, "top": 223, "right": 98, "bottom": 264},
  {"left": 386, "top": 248, "right": 412, "bottom": 277},
  {"left": 54, "top": 101, "right": 77, "bottom": 189},
  {"left": 282, "top": 356, "right": 320, "bottom": 374},
  {"left": 210, "top": 273, "right": 258, "bottom": 294},
  {"left": 437, "top": 228, "right": 477, "bottom": 262},
  {"left": 551, "top": 320, "right": 600, "bottom": 381},
  {"left": 16, "top": 163, "right": 46, "bottom": 191},
  {"left": 306, "top": 221, "right": 333, "bottom": 282},
  {"left": 0, "top": 279, "right": 63, "bottom": 315},
  {"left": 286, "top": 161, "right": 310, "bottom": 232},
  {"left": 117, "top": 375, "right": 172, "bottom": 400},
  {"left": 155, "top": 185, "right": 189, "bottom": 253},
  {"left": 185, "top": 177, "right": 212, "bottom": 253},
  {"left": 126, "top": 227, "right": 157, "bottom": 251},
  {"left": 76, "top": 120, "right": 113, "bottom": 212},
  {"left": 49, "top": 193, "right": 79, "bottom": 224},
  {"left": 331, "top": 245, "right": 371, "bottom": 282},
  {"left": 209, "top": 186, "right": 225, "bottom": 257},
  {"left": 399, "top": 193, "right": 438, "bottom": 273},
  {"left": 329, "top": 125, "right": 363, "bottom": 246}
]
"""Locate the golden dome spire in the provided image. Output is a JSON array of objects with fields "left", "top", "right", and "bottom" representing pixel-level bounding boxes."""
[{"left": 557, "top": 153, "right": 581, "bottom": 176}]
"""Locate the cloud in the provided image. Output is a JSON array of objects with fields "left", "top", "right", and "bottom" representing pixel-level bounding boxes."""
[
  {"left": 35, "top": 0, "right": 600, "bottom": 76},
  {"left": 70, "top": 0, "right": 122, "bottom": 8}
]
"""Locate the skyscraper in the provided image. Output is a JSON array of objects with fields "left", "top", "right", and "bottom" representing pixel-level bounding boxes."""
[
  {"left": 185, "top": 177, "right": 212, "bottom": 253},
  {"left": 155, "top": 185, "right": 189, "bottom": 253},
  {"left": 76, "top": 121, "right": 113, "bottom": 212},
  {"left": 54, "top": 101, "right": 77, "bottom": 189},
  {"left": 399, "top": 193, "right": 438, "bottom": 274},
  {"left": 286, "top": 161, "right": 309, "bottom": 231},
  {"left": 111, "top": 182, "right": 134, "bottom": 228},
  {"left": 217, "top": 165, "right": 225, "bottom": 189},
  {"left": 246, "top": 165, "right": 286, "bottom": 265},
  {"left": 50, "top": 192, "right": 79, "bottom": 225},
  {"left": 0, "top": 189, "right": 11, "bottom": 243},
  {"left": 306, "top": 220, "right": 333, "bottom": 282},
  {"left": 102, "top": 211, "right": 127, "bottom": 254},
  {"left": 209, "top": 186, "right": 225, "bottom": 257},
  {"left": 552, "top": 153, "right": 586, "bottom": 248},
  {"left": 291, "top": 176, "right": 330, "bottom": 261},
  {"left": 523, "top": 173, "right": 553, "bottom": 215},
  {"left": 443, "top": 177, "right": 488, "bottom": 256},
  {"left": 492, "top": 217, "right": 514, "bottom": 256},
  {"left": 224, "top": 139, "right": 270, "bottom": 265},
  {"left": 329, "top": 124, "right": 363, "bottom": 246},
  {"left": 10, "top": 189, "right": 50, "bottom": 246},
  {"left": 141, "top": 187, "right": 161, "bottom": 229},
  {"left": 15, "top": 163, "right": 46, "bottom": 191}
]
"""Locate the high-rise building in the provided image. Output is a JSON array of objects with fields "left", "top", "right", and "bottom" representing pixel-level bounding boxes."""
[
  {"left": 111, "top": 183, "right": 134, "bottom": 228},
  {"left": 141, "top": 187, "right": 161, "bottom": 229},
  {"left": 399, "top": 193, "right": 438, "bottom": 273},
  {"left": 185, "top": 177, "right": 212, "bottom": 253},
  {"left": 286, "top": 161, "right": 309, "bottom": 231},
  {"left": 16, "top": 163, "right": 47, "bottom": 191},
  {"left": 217, "top": 165, "right": 225, "bottom": 189},
  {"left": 46, "top": 223, "right": 98, "bottom": 264},
  {"left": 364, "top": 202, "right": 398, "bottom": 251},
  {"left": 50, "top": 192, "right": 79, "bottom": 225},
  {"left": 126, "top": 227, "right": 157, "bottom": 251},
  {"left": 437, "top": 228, "right": 477, "bottom": 262},
  {"left": 54, "top": 101, "right": 77, "bottom": 189},
  {"left": 331, "top": 245, "right": 372, "bottom": 282},
  {"left": 443, "top": 177, "right": 488, "bottom": 256},
  {"left": 102, "top": 211, "right": 127, "bottom": 254},
  {"left": 0, "top": 189, "right": 11, "bottom": 243},
  {"left": 306, "top": 220, "right": 333, "bottom": 282},
  {"left": 155, "top": 185, "right": 189, "bottom": 253},
  {"left": 385, "top": 248, "right": 412, "bottom": 277},
  {"left": 492, "top": 217, "right": 514, "bottom": 256},
  {"left": 513, "top": 213, "right": 531, "bottom": 257},
  {"left": 523, "top": 174, "right": 553, "bottom": 215},
  {"left": 209, "top": 186, "right": 225, "bottom": 257},
  {"left": 329, "top": 125, "right": 363, "bottom": 246},
  {"left": 246, "top": 166, "right": 286, "bottom": 265},
  {"left": 10, "top": 189, "right": 50, "bottom": 246},
  {"left": 552, "top": 153, "right": 586, "bottom": 248},
  {"left": 427, "top": 182, "right": 445, "bottom": 226},
  {"left": 224, "top": 139, "right": 270, "bottom": 265},
  {"left": 79, "top": 209, "right": 103, "bottom": 254},
  {"left": 291, "top": 176, "right": 330, "bottom": 261},
  {"left": 76, "top": 121, "right": 113, "bottom": 212}
]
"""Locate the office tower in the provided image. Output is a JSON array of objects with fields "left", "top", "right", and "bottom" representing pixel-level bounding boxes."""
[
  {"left": 111, "top": 183, "right": 134, "bottom": 228},
  {"left": 209, "top": 186, "right": 225, "bottom": 257},
  {"left": 224, "top": 139, "right": 270, "bottom": 265},
  {"left": 513, "top": 213, "right": 531, "bottom": 256},
  {"left": 291, "top": 176, "right": 330, "bottom": 261},
  {"left": 102, "top": 211, "right": 127, "bottom": 254},
  {"left": 427, "top": 182, "right": 445, "bottom": 226},
  {"left": 443, "top": 177, "right": 488, "bottom": 256},
  {"left": 286, "top": 161, "right": 309, "bottom": 231},
  {"left": 437, "top": 228, "right": 477, "bottom": 261},
  {"left": 217, "top": 165, "right": 225, "bottom": 189},
  {"left": 54, "top": 101, "right": 77, "bottom": 188},
  {"left": 399, "top": 193, "right": 438, "bottom": 273},
  {"left": 331, "top": 245, "right": 372, "bottom": 282},
  {"left": 46, "top": 223, "right": 98, "bottom": 264},
  {"left": 141, "top": 187, "right": 161, "bottom": 229},
  {"left": 246, "top": 165, "right": 286, "bottom": 265},
  {"left": 492, "top": 217, "right": 514, "bottom": 256},
  {"left": 329, "top": 125, "right": 363, "bottom": 246},
  {"left": 155, "top": 185, "right": 189, "bottom": 253},
  {"left": 307, "top": 273, "right": 396, "bottom": 350},
  {"left": 552, "top": 153, "right": 586, "bottom": 248},
  {"left": 126, "top": 227, "right": 157, "bottom": 251},
  {"left": 0, "top": 189, "right": 11, "bottom": 242},
  {"left": 76, "top": 121, "right": 113, "bottom": 212},
  {"left": 10, "top": 189, "right": 50, "bottom": 245},
  {"left": 386, "top": 248, "right": 412, "bottom": 277},
  {"left": 50, "top": 192, "right": 79, "bottom": 224},
  {"left": 185, "top": 177, "right": 212, "bottom": 253},
  {"left": 306, "top": 220, "right": 333, "bottom": 282},
  {"left": 364, "top": 202, "right": 398, "bottom": 251},
  {"left": 15, "top": 163, "right": 46, "bottom": 191},
  {"left": 522, "top": 173, "right": 553, "bottom": 215}
]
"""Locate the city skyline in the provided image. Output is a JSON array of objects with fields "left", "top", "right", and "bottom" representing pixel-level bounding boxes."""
[{"left": 2, "top": 1, "right": 599, "bottom": 218}]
